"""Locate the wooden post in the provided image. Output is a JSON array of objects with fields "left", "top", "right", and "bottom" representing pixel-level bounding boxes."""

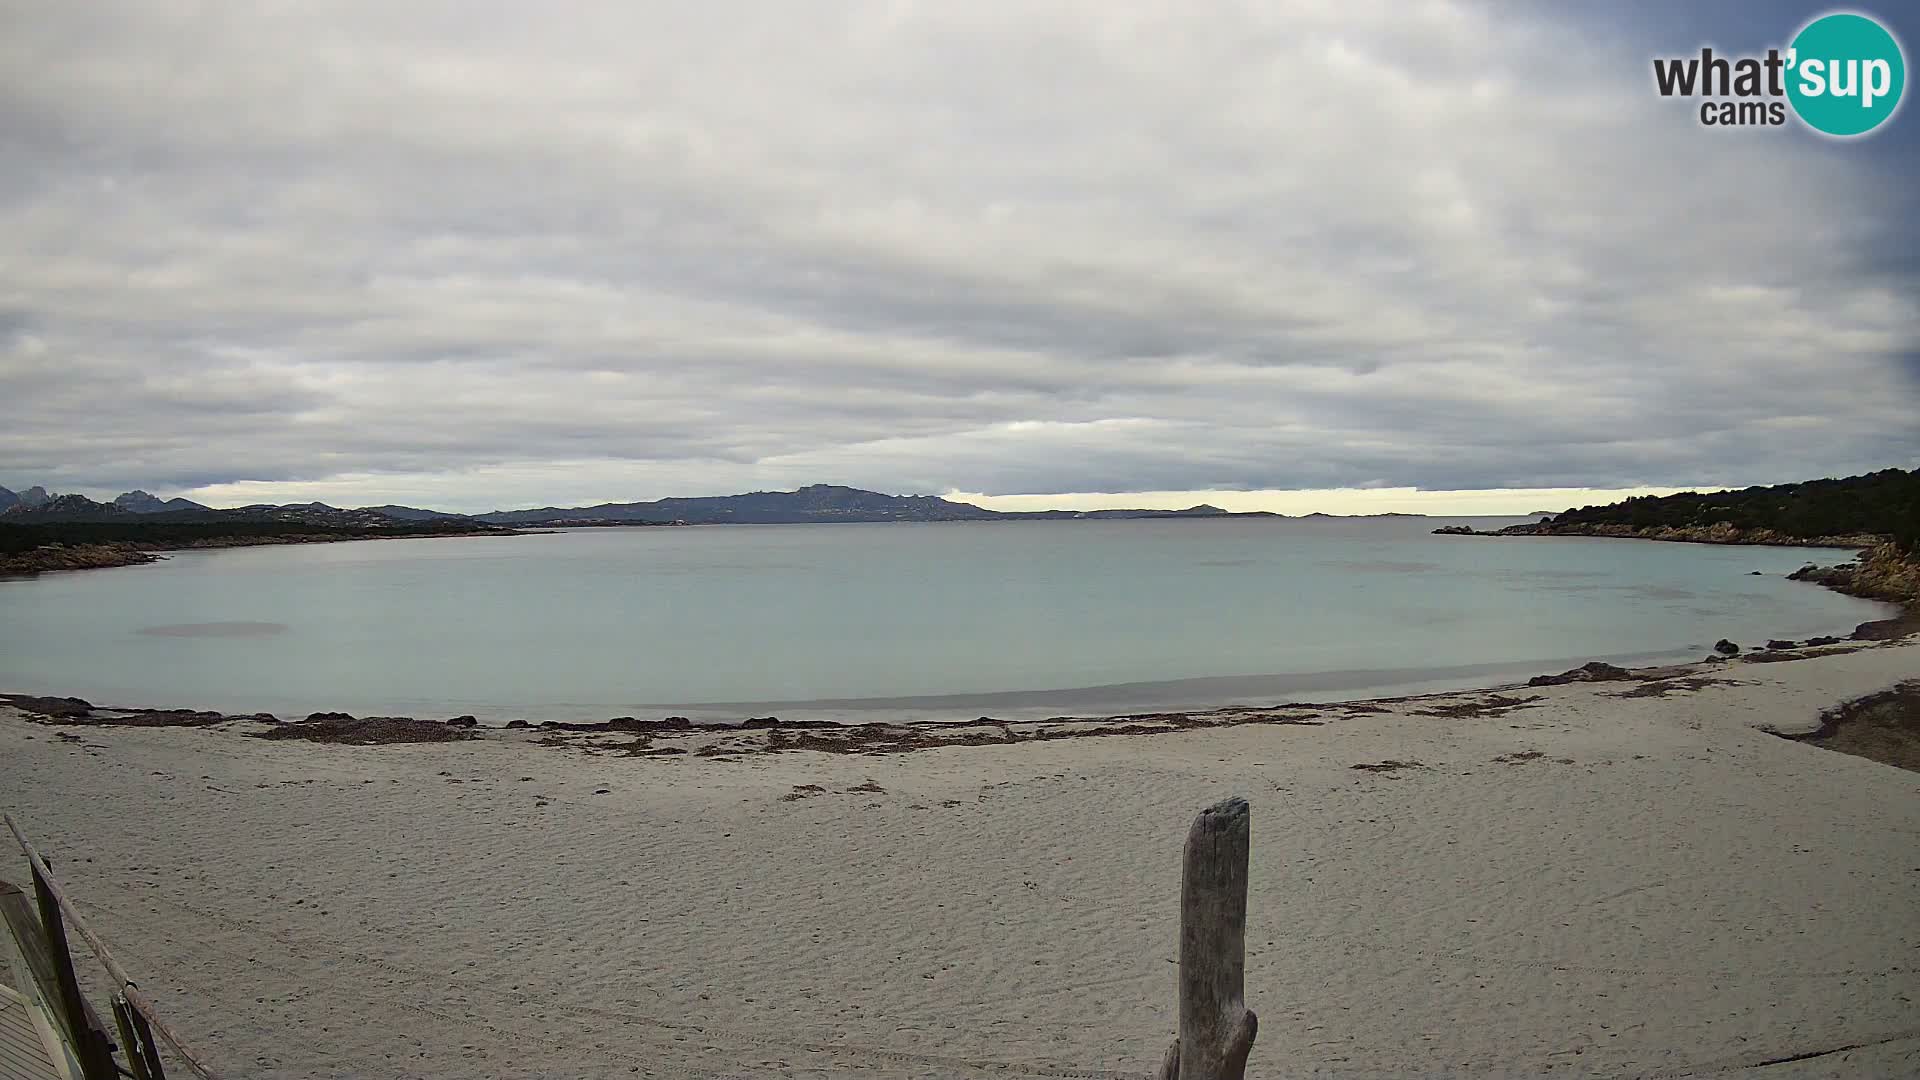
[
  {"left": 112, "top": 994, "right": 159, "bottom": 1080},
  {"left": 31, "top": 862, "right": 120, "bottom": 1080},
  {"left": 128, "top": 998, "right": 169, "bottom": 1080},
  {"left": 1157, "top": 797, "right": 1257, "bottom": 1080}
]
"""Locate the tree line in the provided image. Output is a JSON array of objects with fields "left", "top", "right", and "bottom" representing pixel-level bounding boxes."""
[{"left": 1551, "top": 468, "right": 1919, "bottom": 552}]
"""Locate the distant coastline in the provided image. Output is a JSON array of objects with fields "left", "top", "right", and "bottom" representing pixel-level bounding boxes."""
[{"left": 0, "top": 482, "right": 1445, "bottom": 578}]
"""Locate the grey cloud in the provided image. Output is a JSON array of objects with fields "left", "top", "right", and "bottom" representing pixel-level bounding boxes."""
[{"left": 0, "top": 0, "right": 1915, "bottom": 511}]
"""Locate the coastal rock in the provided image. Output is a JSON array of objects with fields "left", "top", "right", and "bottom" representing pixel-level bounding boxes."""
[
  {"left": 1790, "top": 545, "right": 1920, "bottom": 606},
  {"left": 1713, "top": 639, "right": 1741, "bottom": 656},
  {"left": 536, "top": 716, "right": 698, "bottom": 734},
  {"left": 444, "top": 714, "right": 478, "bottom": 727},
  {"left": 257, "top": 715, "right": 469, "bottom": 745},
  {"left": 1804, "top": 636, "right": 1842, "bottom": 647},
  {"left": 1502, "top": 519, "right": 1887, "bottom": 547},
  {"left": 0, "top": 694, "right": 96, "bottom": 718},
  {"left": 0, "top": 542, "right": 163, "bottom": 576},
  {"left": 504, "top": 719, "right": 530, "bottom": 729},
  {"left": 1528, "top": 661, "right": 1634, "bottom": 687},
  {"left": 1765, "top": 639, "right": 1797, "bottom": 651},
  {"left": 1431, "top": 525, "right": 1474, "bottom": 535},
  {"left": 99, "top": 709, "right": 231, "bottom": 728}
]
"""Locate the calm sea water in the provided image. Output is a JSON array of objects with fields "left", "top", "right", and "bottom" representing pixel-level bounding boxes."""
[{"left": 0, "top": 519, "right": 1891, "bottom": 722}]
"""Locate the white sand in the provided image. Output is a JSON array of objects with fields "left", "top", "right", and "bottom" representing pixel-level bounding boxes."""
[{"left": 2, "top": 640, "right": 1917, "bottom": 1079}]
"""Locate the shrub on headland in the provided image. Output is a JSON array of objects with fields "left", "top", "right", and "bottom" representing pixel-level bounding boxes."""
[{"left": 1549, "top": 468, "right": 1919, "bottom": 550}]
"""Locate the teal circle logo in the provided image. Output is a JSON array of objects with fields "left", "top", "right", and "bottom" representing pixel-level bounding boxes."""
[{"left": 1786, "top": 12, "right": 1906, "bottom": 136}]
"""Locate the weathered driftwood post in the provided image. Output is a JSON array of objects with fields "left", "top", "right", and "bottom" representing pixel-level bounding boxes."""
[{"left": 1157, "top": 796, "right": 1257, "bottom": 1080}]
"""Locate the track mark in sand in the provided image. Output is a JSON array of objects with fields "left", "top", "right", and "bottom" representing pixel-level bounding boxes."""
[
  {"left": 75, "top": 890, "right": 1153, "bottom": 1080},
  {"left": 1590, "top": 882, "right": 1663, "bottom": 904},
  {"left": 1635, "top": 1025, "right": 1920, "bottom": 1077},
  {"left": 56, "top": 888, "right": 1920, "bottom": 1080}
]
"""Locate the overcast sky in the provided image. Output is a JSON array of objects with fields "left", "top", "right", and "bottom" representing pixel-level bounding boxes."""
[{"left": 2, "top": 1, "right": 1915, "bottom": 514}]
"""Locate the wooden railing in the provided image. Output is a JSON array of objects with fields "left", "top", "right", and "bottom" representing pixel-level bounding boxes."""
[{"left": 3, "top": 812, "right": 221, "bottom": 1080}]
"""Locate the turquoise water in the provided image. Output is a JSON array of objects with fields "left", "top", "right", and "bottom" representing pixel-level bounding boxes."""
[{"left": 0, "top": 519, "right": 1890, "bottom": 722}]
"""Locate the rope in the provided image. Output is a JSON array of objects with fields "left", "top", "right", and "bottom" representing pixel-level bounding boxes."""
[{"left": 5, "top": 812, "right": 223, "bottom": 1080}]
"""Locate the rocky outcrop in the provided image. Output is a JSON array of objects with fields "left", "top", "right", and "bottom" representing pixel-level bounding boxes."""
[
  {"left": 1714, "top": 639, "right": 1741, "bottom": 656},
  {"left": 1528, "top": 661, "right": 1634, "bottom": 686},
  {"left": 0, "top": 542, "right": 162, "bottom": 575},
  {"left": 1494, "top": 520, "right": 1882, "bottom": 547},
  {"left": 1786, "top": 545, "right": 1920, "bottom": 640},
  {"left": 3, "top": 493, "right": 116, "bottom": 519},
  {"left": 1788, "top": 544, "right": 1920, "bottom": 607},
  {"left": 255, "top": 715, "right": 473, "bottom": 745}
]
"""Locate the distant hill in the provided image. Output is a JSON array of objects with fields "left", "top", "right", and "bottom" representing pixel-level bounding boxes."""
[
  {"left": 3, "top": 481, "right": 1425, "bottom": 528},
  {"left": 476, "top": 484, "right": 1005, "bottom": 525},
  {"left": 472, "top": 484, "right": 1280, "bottom": 525},
  {"left": 0, "top": 485, "right": 50, "bottom": 512},
  {"left": 1, "top": 493, "right": 489, "bottom": 532},
  {"left": 1486, "top": 469, "right": 1919, "bottom": 551},
  {"left": 358, "top": 504, "right": 470, "bottom": 521},
  {"left": 0, "top": 495, "right": 518, "bottom": 571},
  {"left": 114, "top": 490, "right": 211, "bottom": 514}
]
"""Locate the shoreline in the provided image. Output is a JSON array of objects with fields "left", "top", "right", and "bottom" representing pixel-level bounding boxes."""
[
  {"left": 7, "top": 614, "right": 1911, "bottom": 759},
  {"left": 2, "top": 618, "right": 1916, "bottom": 1077},
  {"left": 2, "top": 546, "right": 1911, "bottom": 748}
]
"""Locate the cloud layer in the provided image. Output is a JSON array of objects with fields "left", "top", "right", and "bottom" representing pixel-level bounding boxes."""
[{"left": 2, "top": 1, "right": 1915, "bottom": 512}]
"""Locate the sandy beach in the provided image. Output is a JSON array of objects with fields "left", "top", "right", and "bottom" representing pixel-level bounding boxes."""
[{"left": 2, "top": 638, "right": 1917, "bottom": 1079}]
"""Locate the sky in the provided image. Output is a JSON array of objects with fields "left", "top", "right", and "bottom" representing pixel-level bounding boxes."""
[{"left": 1, "top": 1, "right": 1915, "bottom": 516}]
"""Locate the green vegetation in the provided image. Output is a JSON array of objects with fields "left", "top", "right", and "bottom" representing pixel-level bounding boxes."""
[{"left": 1553, "top": 468, "right": 1920, "bottom": 552}]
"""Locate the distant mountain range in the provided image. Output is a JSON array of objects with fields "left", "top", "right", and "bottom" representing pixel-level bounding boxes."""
[{"left": 1, "top": 482, "right": 1430, "bottom": 527}]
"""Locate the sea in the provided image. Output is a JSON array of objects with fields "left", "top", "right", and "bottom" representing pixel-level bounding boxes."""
[{"left": 0, "top": 517, "right": 1892, "bottom": 724}]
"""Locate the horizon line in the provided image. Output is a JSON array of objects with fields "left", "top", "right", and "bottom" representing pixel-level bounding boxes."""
[{"left": 2, "top": 480, "right": 1749, "bottom": 519}]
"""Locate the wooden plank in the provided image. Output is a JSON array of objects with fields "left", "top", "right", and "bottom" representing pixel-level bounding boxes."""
[
  {"left": 1156, "top": 797, "right": 1258, "bottom": 1080},
  {"left": 0, "top": 884, "right": 110, "bottom": 1080},
  {"left": 27, "top": 868, "right": 113, "bottom": 1080},
  {"left": 0, "top": 997, "right": 61, "bottom": 1080}
]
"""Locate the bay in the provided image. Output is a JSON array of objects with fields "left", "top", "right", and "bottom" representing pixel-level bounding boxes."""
[{"left": 0, "top": 517, "right": 1888, "bottom": 722}]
